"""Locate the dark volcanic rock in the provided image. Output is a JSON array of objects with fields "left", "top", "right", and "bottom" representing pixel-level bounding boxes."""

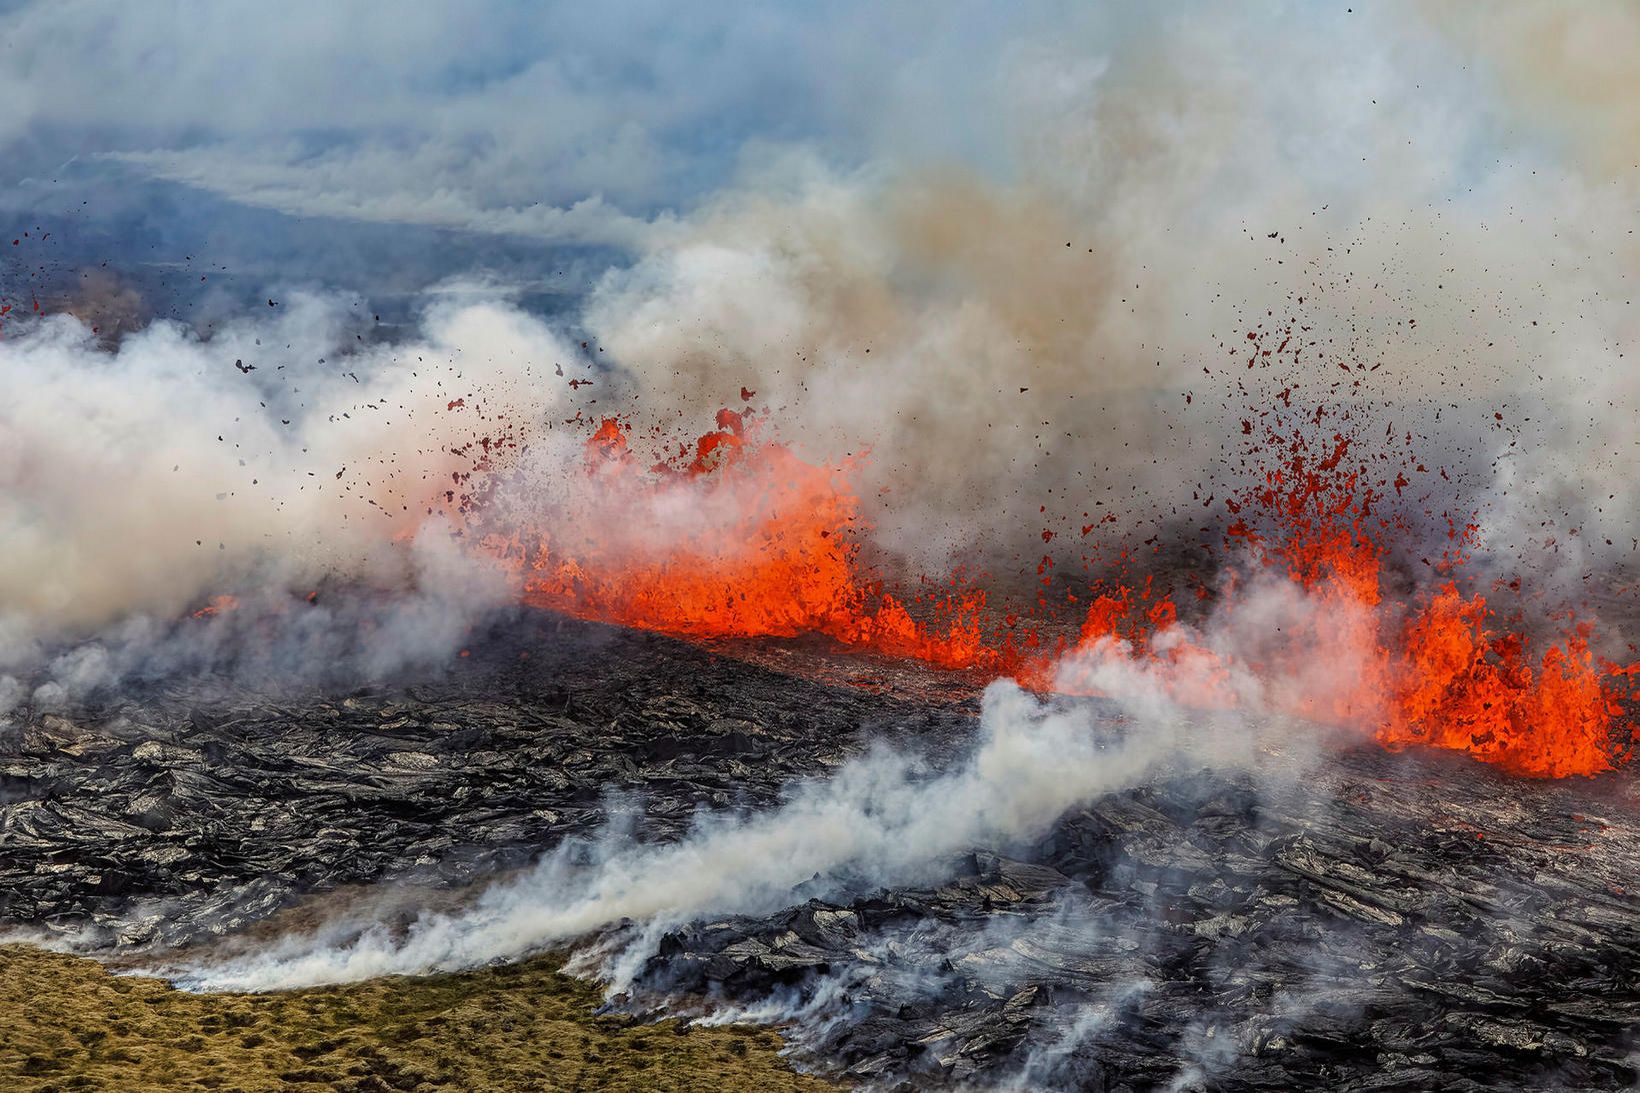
[
  {"left": 639, "top": 754, "right": 1640, "bottom": 1091},
  {"left": 0, "top": 612, "right": 973, "bottom": 948},
  {"left": 2, "top": 608, "right": 1639, "bottom": 1090}
]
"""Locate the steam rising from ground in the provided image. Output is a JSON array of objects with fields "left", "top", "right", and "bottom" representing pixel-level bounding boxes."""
[
  {"left": 176, "top": 682, "right": 1173, "bottom": 989},
  {"left": 174, "top": 593, "right": 1340, "bottom": 993}
]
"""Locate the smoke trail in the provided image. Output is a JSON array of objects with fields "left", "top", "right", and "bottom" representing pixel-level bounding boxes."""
[
  {"left": 171, "top": 575, "right": 1351, "bottom": 995},
  {"left": 172, "top": 684, "right": 1214, "bottom": 990},
  {"left": 580, "top": 2, "right": 1640, "bottom": 581},
  {"left": 3, "top": 2, "right": 1638, "bottom": 669}
]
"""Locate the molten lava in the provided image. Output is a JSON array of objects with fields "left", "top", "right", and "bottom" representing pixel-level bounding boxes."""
[
  {"left": 189, "top": 595, "right": 239, "bottom": 619},
  {"left": 1049, "top": 426, "right": 1634, "bottom": 778},
  {"left": 500, "top": 407, "right": 1634, "bottom": 780},
  {"left": 514, "top": 414, "right": 991, "bottom": 669}
]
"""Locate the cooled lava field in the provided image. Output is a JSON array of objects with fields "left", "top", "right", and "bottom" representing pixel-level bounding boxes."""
[{"left": 4, "top": 607, "right": 1638, "bottom": 1091}]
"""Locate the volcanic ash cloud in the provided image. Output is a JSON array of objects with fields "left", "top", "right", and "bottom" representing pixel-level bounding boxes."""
[{"left": 583, "top": 2, "right": 1640, "bottom": 576}]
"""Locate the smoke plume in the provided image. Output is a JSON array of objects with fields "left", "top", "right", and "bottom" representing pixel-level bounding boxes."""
[
  {"left": 579, "top": 0, "right": 1640, "bottom": 580},
  {"left": 169, "top": 580, "right": 1352, "bottom": 993},
  {"left": 0, "top": 289, "right": 606, "bottom": 701},
  {"left": 1, "top": 2, "right": 1637, "bottom": 669}
]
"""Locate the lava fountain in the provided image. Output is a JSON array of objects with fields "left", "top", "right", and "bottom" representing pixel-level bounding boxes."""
[{"left": 485, "top": 392, "right": 1636, "bottom": 779}]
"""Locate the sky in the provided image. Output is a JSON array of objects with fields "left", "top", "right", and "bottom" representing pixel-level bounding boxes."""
[
  {"left": 2, "top": 0, "right": 1612, "bottom": 305},
  {"left": 1, "top": 0, "right": 1638, "bottom": 669},
  {"left": 0, "top": 0, "right": 1040, "bottom": 307}
]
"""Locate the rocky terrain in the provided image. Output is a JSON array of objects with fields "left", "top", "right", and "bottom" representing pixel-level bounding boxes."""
[
  {"left": 647, "top": 748, "right": 1640, "bottom": 1090},
  {"left": 3, "top": 608, "right": 1639, "bottom": 1090},
  {"left": 0, "top": 610, "right": 970, "bottom": 951}
]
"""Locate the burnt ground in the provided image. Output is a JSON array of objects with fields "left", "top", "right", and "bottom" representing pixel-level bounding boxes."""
[{"left": 2, "top": 608, "right": 1639, "bottom": 1090}]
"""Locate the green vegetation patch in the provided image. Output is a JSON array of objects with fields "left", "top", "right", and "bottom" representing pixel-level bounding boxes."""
[{"left": 0, "top": 944, "right": 834, "bottom": 1092}]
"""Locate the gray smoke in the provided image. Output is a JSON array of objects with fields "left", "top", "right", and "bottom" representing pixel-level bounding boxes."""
[
  {"left": 167, "top": 570, "right": 1355, "bottom": 994},
  {"left": 3, "top": 2, "right": 1638, "bottom": 671},
  {"left": 580, "top": 1, "right": 1640, "bottom": 580},
  {"left": 0, "top": 287, "right": 607, "bottom": 704},
  {"left": 169, "top": 681, "right": 1201, "bottom": 990}
]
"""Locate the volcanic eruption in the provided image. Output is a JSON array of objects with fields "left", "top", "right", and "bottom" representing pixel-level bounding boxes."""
[{"left": 4, "top": 2, "right": 1640, "bottom": 1090}]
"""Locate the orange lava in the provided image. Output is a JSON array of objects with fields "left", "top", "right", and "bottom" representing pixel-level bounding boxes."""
[
  {"left": 1382, "top": 586, "right": 1621, "bottom": 777},
  {"left": 512, "top": 414, "right": 993, "bottom": 670},
  {"left": 189, "top": 594, "right": 239, "bottom": 619},
  {"left": 501, "top": 410, "right": 1634, "bottom": 779},
  {"left": 1047, "top": 427, "right": 1635, "bottom": 777}
]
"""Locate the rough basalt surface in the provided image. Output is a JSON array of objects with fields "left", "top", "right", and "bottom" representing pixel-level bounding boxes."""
[
  {"left": 2, "top": 608, "right": 1638, "bottom": 1090},
  {"left": 646, "top": 750, "right": 1640, "bottom": 1090},
  {"left": 0, "top": 611, "right": 970, "bottom": 950}
]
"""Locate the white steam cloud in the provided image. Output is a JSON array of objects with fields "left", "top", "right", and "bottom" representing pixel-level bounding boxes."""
[
  {"left": 0, "top": 290, "right": 613, "bottom": 700},
  {"left": 171, "top": 612, "right": 1340, "bottom": 993},
  {"left": 2, "top": 2, "right": 1638, "bottom": 668}
]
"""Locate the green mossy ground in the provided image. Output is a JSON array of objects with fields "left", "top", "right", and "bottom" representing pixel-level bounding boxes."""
[{"left": 0, "top": 944, "right": 834, "bottom": 1092}]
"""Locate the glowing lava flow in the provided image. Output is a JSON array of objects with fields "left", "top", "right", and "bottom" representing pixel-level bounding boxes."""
[
  {"left": 1047, "top": 428, "right": 1636, "bottom": 778},
  {"left": 513, "top": 413, "right": 994, "bottom": 669},
  {"left": 189, "top": 595, "right": 239, "bottom": 619},
  {"left": 506, "top": 411, "right": 1634, "bottom": 779}
]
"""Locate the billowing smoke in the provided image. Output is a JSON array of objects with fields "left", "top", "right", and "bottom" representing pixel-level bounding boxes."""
[
  {"left": 581, "top": 0, "right": 1640, "bottom": 581},
  {"left": 0, "top": 289, "right": 606, "bottom": 702},
  {"left": 167, "top": 578, "right": 1350, "bottom": 993},
  {"left": 1421, "top": 0, "right": 1640, "bottom": 182},
  {"left": 2, "top": 1, "right": 1638, "bottom": 675}
]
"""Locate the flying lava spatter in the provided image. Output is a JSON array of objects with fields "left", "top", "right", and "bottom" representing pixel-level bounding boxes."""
[{"left": 504, "top": 401, "right": 1636, "bottom": 779}]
